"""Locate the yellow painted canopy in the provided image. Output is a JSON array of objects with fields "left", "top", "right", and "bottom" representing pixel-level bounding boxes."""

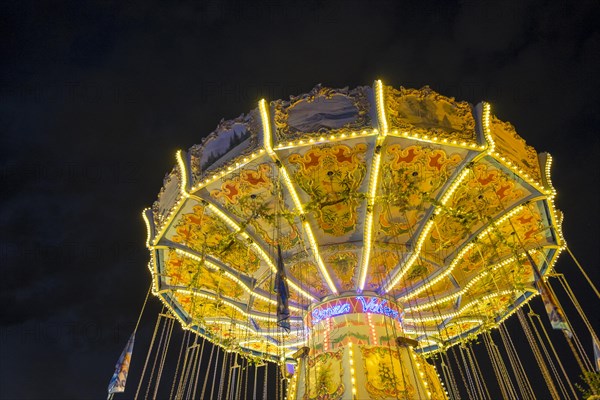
[{"left": 143, "top": 82, "right": 564, "bottom": 359}]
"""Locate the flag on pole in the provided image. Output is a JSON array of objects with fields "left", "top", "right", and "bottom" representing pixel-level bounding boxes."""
[
  {"left": 250, "top": 318, "right": 261, "bottom": 332},
  {"left": 525, "top": 250, "right": 572, "bottom": 338},
  {"left": 108, "top": 332, "right": 135, "bottom": 395},
  {"left": 538, "top": 282, "right": 572, "bottom": 337},
  {"left": 275, "top": 244, "right": 290, "bottom": 333}
]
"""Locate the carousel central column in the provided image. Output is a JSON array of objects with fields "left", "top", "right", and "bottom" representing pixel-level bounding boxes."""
[{"left": 288, "top": 293, "right": 447, "bottom": 400}]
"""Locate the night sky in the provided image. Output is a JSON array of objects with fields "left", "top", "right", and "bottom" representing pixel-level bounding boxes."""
[{"left": 1, "top": 1, "right": 599, "bottom": 399}]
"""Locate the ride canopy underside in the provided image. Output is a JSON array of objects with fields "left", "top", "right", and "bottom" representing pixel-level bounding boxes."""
[{"left": 143, "top": 82, "right": 564, "bottom": 362}]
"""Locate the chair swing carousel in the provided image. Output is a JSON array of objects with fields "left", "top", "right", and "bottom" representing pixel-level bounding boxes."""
[{"left": 117, "top": 81, "right": 599, "bottom": 400}]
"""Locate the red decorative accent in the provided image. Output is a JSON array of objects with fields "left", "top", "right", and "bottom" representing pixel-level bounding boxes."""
[
  {"left": 394, "top": 147, "right": 419, "bottom": 164},
  {"left": 242, "top": 170, "right": 267, "bottom": 186},
  {"left": 428, "top": 152, "right": 444, "bottom": 171},
  {"left": 496, "top": 184, "right": 512, "bottom": 200},
  {"left": 332, "top": 147, "right": 353, "bottom": 164},
  {"left": 477, "top": 171, "right": 497, "bottom": 186}
]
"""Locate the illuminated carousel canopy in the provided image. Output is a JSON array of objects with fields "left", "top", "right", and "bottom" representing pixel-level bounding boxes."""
[{"left": 143, "top": 81, "right": 564, "bottom": 363}]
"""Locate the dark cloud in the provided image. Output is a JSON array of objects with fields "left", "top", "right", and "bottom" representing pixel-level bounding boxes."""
[{"left": 1, "top": 0, "right": 599, "bottom": 398}]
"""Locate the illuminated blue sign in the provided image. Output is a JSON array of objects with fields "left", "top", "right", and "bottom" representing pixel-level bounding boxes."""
[
  {"left": 357, "top": 296, "right": 400, "bottom": 321},
  {"left": 309, "top": 296, "right": 403, "bottom": 324},
  {"left": 311, "top": 303, "right": 351, "bottom": 323}
]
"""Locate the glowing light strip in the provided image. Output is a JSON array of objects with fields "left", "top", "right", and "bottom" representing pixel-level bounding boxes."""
[
  {"left": 174, "top": 248, "right": 305, "bottom": 311},
  {"left": 432, "top": 364, "right": 451, "bottom": 398},
  {"left": 203, "top": 319, "right": 306, "bottom": 352},
  {"left": 204, "top": 318, "right": 259, "bottom": 334},
  {"left": 270, "top": 195, "right": 328, "bottom": 297},
  {"left": 446, "top": 318, "right": 486, "bottom": 326},
  {"left": 153, "top": 193, "right": 187, "bottom": 243},
  {"left": 194, "top": 199, "right": 316, "bottom": 302},
  {"left": 288, "top": 279, "right": 317, "bottom": 303},
  {"left": 384, "top": 167, "right": 471, "bottom": 293},
  {"left": 259, "top": 98, "right": 337, "bottom": 295},
  {"left": 358, "top": 150, "right": 381, "bottom": 290},
  {"left": 375, "top": 79, "right": 388, "bottom": 135},
  {"left": 288, "top": 369, "right": 299, "bottom": 400},
  {"left": 402, "top": 326, "right": 443, "bottom": 335},
  {"left": 403, "top": 289, "right": 518, "bottom": 323},
  {"left": 349, "top": 342, "right": 358, "bottom": 397},
  {"left": 238, "top": 339, "right": 263, "bottom": 346},
  {"left": 191, "top": 151, "right": 264, "bottom": 192},
  {"left": 544, "top": 153, "right": 557, "bottom": 197},
  {"left": 384, "top": 220, "right": 435, "bottom": 293},
  {"left": 142, "top": 208, "right": 153, "bottom": 248},
  {"left": 176, "top": 150, "right": 189, "bottom": 196},
  {"left": 358, "top": 80, "right": 387, "bottom": 291},
  {"left": 204, "top": 201, "right": 279, "bottom": 273},
  {"left": 148, "top": 253, "right": 159, "bottom": 294},
  {"left": 273, "top": 130, "right": 377, "bottom": 151},
  {"left": 391, "top": 130, "right": 485, "bottom": 150},
  {"left": 238, "top": 339, "right": 307, "bottom": 349},
  {"left": 153, "top": 290, "right": 197, "bottom": 331},
  {"left": 259, "top": 99, "right": 275, "bottom": 155},
  {"left": 278, "top": 340, "right": 307, "bottom": 349},
  {"left": 483, "top": 103, "right": 547, "bottom": 193},
  {"left": 398, "top": 204, "right": 526, "bottom": 301},
  {"left": 151, "top": 288, "right": 294, "bottom": 356},
  {"left": 367, "top": 312, "right": 377, "bottom": 345},
  {"left": 404, "top": 255, "right": 518, "bottom": 312},
  {"left": 546, "top": 246, "right": 565, "bottom": 274},
  {"left": 279, "top": 166, "right": 305, "bottom": 214},
  {"left": 402, "top": 240, "right": 472, "bottom": 302},
  {"left": 176, "top": 289, "right": 281, "bottom": 323},
  {"left": 437, "top": 167, "right": 472, "bottom": 207},
  {"left": 204, "top": 201, "right": 244, "bottom": 233},
  {"left": 482, "top": 102, "right": 495, "bottom": 153},
  {"left": 490, "top": 151, "right": 547, "bottom": 194},
  {"left": 414, "top": 354, "right": 432, "bottom": 398},
  {"left": 303, "top": 221, "right": 338, "bottom": 294},
  {"left": 151, "top": 150, "right": 200, "bottom": 245},
  {"left": 204, "top": 201, "right": 268, "bottom": 265},
  {"left": 418, "top": 338, "right": 444, "bottom": 348},
  {"left": 496, "top": 292, "right": 536, "bottom": 326},
  {"left": 543, "top": 168, "right": 565, "bottom": 249},
  {"left": 271, "top": 330, "right": 305, "bottom": 341}
]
